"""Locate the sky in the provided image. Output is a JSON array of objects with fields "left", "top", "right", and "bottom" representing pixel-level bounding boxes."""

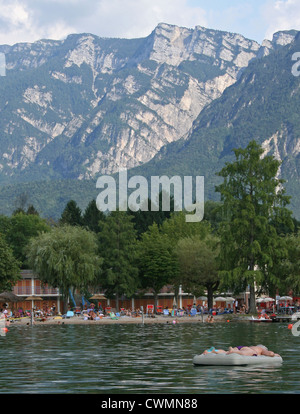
[{"left": 0, "top": 0, "right": 300, "bottom": 46}]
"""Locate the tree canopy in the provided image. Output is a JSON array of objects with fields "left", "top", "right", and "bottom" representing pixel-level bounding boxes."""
[
  {"left": 98, "top": 211, "right": 139, "bottom": 310},
  {"left": 82, "top": 199, "right": 106, "bottom": 233},
  {"left": 26, "top": 225, "right": 102, "bottom": 309},
  {"left": 60, "top": 200, "right": 83, "bottom": 226},
  {"left": 138, "top": 223, "right": 178, "bottom": 310},
  {"left": 1, "top": 146, "right": 299, "bottom": 313},
  {"left": 0, "top": 233, "right": 21, "bottom": 291},
  {"left": 216, "top": 140, "right": 294, "bottom": 312},
  {"left": 281, "top": 232, "right": 300, "bottom": 294},
  {"left": 4, "top": 212, "right": 51, "bottom": 266},
  {"left": 176, "top": 234, "right": 220, "bottom": 309}
]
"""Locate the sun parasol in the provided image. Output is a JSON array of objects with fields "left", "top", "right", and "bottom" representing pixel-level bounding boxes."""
[
  {"left": 89, "top": 294, "right": 107, "bottom": 300},
  {"left": 279, "top": 296, "right": 293, "bottom": 308},
  {"left": 214, "top": 297, "right": 227, "bottom": 302},
  {"left": 279, "top": 296, "right": 293, "bottom": 301},
  {"left": 0, "top": 291, "right": 21, "bottom": 302},
  {"left": 257, "top": 297, "right": 274, "bottom": 303},
  {"left": 25, "top": 296, "right": 43, "bottom": 311}
]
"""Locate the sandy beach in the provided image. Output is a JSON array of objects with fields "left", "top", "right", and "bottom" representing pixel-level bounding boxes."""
[{"left": 7, "top": 313, "right": 237, "bottom": 326}]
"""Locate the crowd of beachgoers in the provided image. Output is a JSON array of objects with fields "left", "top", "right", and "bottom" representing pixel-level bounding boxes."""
[
  {"left": 1, "top": 304, "right": 235, "bottom": 325},
  {"left": 2, "top": 299, "right": 299, "bottom": 327}
]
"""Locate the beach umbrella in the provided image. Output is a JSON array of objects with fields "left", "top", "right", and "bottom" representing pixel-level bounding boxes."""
[
  {"left": 257, "top": 298, "right": 275, "bottom": 311},
  {"left": 279, "top": 296, "right": 293, "bottom": 301},
  {"left": 279, "top": 296, "right": 293, "bottom": 307},
  {"left": 225, "top": 297, "right": 235, "bottom": 302},
  {"left": 25, "top": 296, "right": 43, "bottom": 312},
  {"left": 0, "top": 291, "right": 21, "bottom": 302},
  {"left": 89, "top": 294, "right": 107, "bottom": 300},
  {"left": 197, "top": 296, "right": 207, "bottom": 301},
  {"left": 25, "top": 296, "right": 43, "bottom": 325},
  {"left": 256, "top": 297, "right": 273, "bottom": 302},
  {"left": 214, "top": 297, "right": 226, "bottom": 302},
  {"left": 25, "top": 296, "right": 43, "bottom": 301}
]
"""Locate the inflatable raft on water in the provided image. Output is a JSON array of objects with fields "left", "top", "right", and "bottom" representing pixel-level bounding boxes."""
[{"left": 193, "top": 353, "right": 283, "bottom": 366}]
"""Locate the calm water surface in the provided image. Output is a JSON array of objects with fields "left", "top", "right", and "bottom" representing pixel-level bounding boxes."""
[{"left": 0, "top": 321, "right": 299, "bottom": 394}]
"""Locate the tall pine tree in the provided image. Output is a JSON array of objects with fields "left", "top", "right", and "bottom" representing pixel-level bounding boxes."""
[
  {"left": 83, "top": 199, "right": 106, "bottom": 233},
  {"left": 216, "top": 140, "right": 293, "bottom": 313},
  {"left": 60, "top": 200, "right": 83, "bottom": 226}
]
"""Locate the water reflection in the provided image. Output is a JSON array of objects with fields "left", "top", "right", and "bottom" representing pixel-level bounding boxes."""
[
  {"left": 0, "top": 322, "right": 299, "bottom": 393},
  {"left": 193, "top": 365, "right": 284, "bottom": 394}
]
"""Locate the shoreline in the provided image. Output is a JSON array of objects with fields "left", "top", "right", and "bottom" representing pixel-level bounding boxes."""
[{"left": 7, "top": 314, "right": 244, "bottom": 326}]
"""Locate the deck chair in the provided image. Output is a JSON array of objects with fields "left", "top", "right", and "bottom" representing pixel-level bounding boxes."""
[
  {"left": 63, "top": 311, "right": 74, "bottom": 319},
  {"left": 109, "top": 312, "right": 119, "bottom": 320},
  {"left": 163, "top": 309, "right": 169, "bottom": 317}
]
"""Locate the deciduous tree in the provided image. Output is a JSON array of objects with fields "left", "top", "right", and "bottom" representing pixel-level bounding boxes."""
[
  {"left": 138, "top": 223, "right": 178, "bottom": 311},
  {"left": 26, "top": 225, "right": 102, "bottom": 310},
  {"left": 6, "top": 212, "right": 51, "bottom": 266},
  {"left": 0, "top": 234, "right": 21, "bottom": 291},
  {"left": 175, "top": 235, "right": 220, "bottom": 310},
  {"left": 98, "top": 211, "right": 139, "bottom": 310}
]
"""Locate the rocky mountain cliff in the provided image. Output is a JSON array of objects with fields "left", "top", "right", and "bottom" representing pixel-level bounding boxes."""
[
  {"left": 0, "top": 24, "right": 298, "bottom": 219},
  {"left": 132, "top": 30, "right": 300, "bottom": 219},
  {"left": 0, "top": 23, "right": 263, "bottom": 184}
]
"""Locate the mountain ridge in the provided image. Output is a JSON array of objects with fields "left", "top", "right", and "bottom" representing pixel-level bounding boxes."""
[
  {"left": 129, "top": 31, "right": 300, "bottom": 219},
  {"left": 0, "top": 24, "right": 299, "bottom": 219},
  {"left": 0, "top": 23, "right": 275, "bottom": 184}
]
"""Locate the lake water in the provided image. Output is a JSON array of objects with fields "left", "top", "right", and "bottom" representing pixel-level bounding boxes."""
[{"left": 1, "top": 321, "right": 299, "bottom": 394}]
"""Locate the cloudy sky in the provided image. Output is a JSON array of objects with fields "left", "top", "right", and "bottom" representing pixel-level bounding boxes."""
[{"left": 0, "top": 0, "right": 300, "bottom": 45}]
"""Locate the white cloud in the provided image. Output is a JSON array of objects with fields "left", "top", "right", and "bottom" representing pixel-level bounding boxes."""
[
  {"left": 262, "top": 0, "right": 300, "bottom": 40},
  {"left": 0, "top": 0, "right": 75, "bottom": 45},
  {"left": 92, "top": 0, "right": 207, "bottom": 39},
  {"left": 4, "top": 0, "right": 299, "bottom": 47},
  {"left": 0, "top": 0, "right": 207, "bottom": 45}
]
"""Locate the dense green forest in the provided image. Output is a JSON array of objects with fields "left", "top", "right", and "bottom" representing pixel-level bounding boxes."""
[{"left": 0, "top": 142, "right": 299, "bottom": 313}]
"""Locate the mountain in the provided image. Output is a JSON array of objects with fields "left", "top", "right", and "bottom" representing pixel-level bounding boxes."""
[
  {"left": 131, "top": 31, "right": 300, "bottom": 219},
  {"left": 0, "top": 23, "right": 262, "bottom": 185},
  {"left": 0, "top": 24, "right": 299, "bottom": 219}
]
